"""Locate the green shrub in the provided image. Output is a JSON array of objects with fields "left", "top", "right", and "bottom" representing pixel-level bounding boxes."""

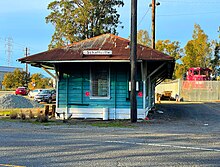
[
  {"left": 29, "top": 110, "right": 35, "bottom": 119},
  {"left": 10, "top": 111, "right": 18, "bottom": 119},
  {"left": 37, "top": 110, "right": 48, "bottom": 123},
  {"left": 20, "top": 112, "right": 26, "bottom": 120}
]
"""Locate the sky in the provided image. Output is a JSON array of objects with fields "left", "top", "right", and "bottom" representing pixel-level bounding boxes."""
[{"left": 0, "top": 0, "right": 220, "bottom": 77}]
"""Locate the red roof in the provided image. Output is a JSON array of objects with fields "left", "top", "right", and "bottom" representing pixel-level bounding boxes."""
[{"left": 19, "top": 34, "right": 174, "bottom": 63}]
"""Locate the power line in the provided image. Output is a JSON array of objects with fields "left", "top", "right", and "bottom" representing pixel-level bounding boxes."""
[
  {"left": 159, "top": 0, "right": 220, "bottom": 4},
  {"left": 158, "top": 11, "right": 220, "bottom": 17},
  {"left": 0, "top": 37, "right": 38, "bottom": 51},
  {"left": 138, "top": 7, "right": 150, "bottom": 27}
]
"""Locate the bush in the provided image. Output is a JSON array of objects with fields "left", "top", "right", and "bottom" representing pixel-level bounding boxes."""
[
  {"left": 36, "top": 110, "right": 48, "bottom": 123},
  {"left": 29, "top": 110, "right": 35, "bottom": 119},
  {"left": 10, "top": 111, "right": 18, "bottom": 119},
  {"left": 20, "top": 112, "right": 26, "bottom": 120}
]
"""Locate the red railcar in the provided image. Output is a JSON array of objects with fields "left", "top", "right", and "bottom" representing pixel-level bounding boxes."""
[
  {"left": 186, "top": 67, "right": 212, "bottom": 81},
  {"left": 182, "top": 67, "right": 212, "bottom": 90}
]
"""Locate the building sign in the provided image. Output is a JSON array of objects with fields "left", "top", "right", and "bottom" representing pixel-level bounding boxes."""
[{"left": 83, "top": 50, "right": 112, "bottom": 55}]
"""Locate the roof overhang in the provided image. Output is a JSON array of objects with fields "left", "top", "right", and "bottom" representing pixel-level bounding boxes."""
[
  {"left": 22, "top": 60, "right": 143, "bottom": 70},
  {"left": 18, "top": 34, "right": 175, "bottom": 80}
]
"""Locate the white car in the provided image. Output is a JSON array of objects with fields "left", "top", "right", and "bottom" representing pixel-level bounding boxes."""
[{"left": 28, "top": 89, "right": 42, "bottom": 98}]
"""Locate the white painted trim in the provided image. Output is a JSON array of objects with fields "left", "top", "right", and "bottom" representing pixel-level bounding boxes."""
[
  {"left": 89, "top": 97, "right": 111, "bottom": 100},
  {"left": 56, "top": 107, "right": 147, "bottom": 120},
  {"left": 143, "top": 80, "right": 146, "bottom": 109}
]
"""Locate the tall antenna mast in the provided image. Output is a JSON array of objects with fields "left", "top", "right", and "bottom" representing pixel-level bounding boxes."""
[{"left": 5, "top": 37, "right": 13, "bottom": 66}]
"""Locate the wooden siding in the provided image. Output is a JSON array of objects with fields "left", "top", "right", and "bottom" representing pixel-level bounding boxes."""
[{"left": 58, "top": 63, "right": 143, "bottom": 109}]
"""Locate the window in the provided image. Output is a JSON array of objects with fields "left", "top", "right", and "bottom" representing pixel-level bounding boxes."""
[
  {"left": 194, "top": 70, "right": 199, "bottom": 75},
  {"left": 91, "top": 64, "right": 110, "bottom": 98}
]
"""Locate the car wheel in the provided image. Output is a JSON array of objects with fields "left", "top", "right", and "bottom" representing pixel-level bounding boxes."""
[{"left": 48, "top": 98, "right": 52, "bottom": 104}]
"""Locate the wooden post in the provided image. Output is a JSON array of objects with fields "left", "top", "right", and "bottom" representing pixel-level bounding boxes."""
[
  {"left": 130, "top": 0, "right": 138, "bottom": 123},
  {"left": 152, "top": 0, "right": 156, "bottom": 49},
  {"left": 52, "top": 105, "right": 56, "bottom": 117},
  {"left": 45, "top": 105, "right": 49, "bottom": 116}
]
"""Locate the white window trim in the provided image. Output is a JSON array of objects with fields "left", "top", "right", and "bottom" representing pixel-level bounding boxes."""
[{"left": 90, "top": 64, "right": 111, "bottom": 100}]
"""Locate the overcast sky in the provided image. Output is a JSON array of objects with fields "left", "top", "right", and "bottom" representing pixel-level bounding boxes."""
[{"left": 0, "top": 0, "right": 219, "bottom": 76}]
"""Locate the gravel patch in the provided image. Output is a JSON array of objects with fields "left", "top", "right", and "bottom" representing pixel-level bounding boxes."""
[{"left": 0, "top": 94, "right": 43, "bottom": 109}]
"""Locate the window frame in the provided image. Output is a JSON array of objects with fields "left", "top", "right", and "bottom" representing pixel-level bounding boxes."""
[{"left": 90, "top": 64, "right": 110, "bottom": 100}]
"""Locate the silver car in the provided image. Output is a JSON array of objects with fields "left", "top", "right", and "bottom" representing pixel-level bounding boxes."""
[
  {"left": 28, "top": 89, "right": 42, "bottom": 98},
  {"left": 34, "top": 89, "right": 56, "bottom": 103}
]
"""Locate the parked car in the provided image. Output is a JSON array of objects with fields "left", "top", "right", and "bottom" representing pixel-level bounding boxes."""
[
  {"left": 34, "top": 89, "right": 56, "bottom": 103},
  {"left": 28, "top": 89, "right": 42, "bottom": 98},
  {"left": 15, "top": 87, "right": 28, "bottom": 95}
]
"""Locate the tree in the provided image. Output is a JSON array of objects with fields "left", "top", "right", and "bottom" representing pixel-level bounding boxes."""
[
  {"left": 182, "top": 24, "right": 212, "bottom": 69},
  {"left": 2, "top": 73, "right": 14, "bottom": 89},
  {"left": 46, "top": 0, "right": 124, "bottom": 49},
  {"left": 174, "top": 63, "right": 186, "bottom": 79},
  {"left": 28, "top": 73, "right": 53, "bottom": 90},
  {"left": 156, "top": 40, "right": 182, "bottom": 61},
  {"left": 137, "top": 29, "right": 151, "bottom": 46},
  {"left": 2, "top": 69, "right": 29, "bottom": 89},
  {"left": 210, "top": 42, "right": 220, "bottom": 76},
  {"left": 155, "top": 39, "right": 183, "bottom": 79}
]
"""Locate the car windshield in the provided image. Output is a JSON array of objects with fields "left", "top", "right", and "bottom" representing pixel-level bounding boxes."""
[
  {"left": 39, "top": 90, "right": 51, "bottom": 94},
  {"left": 17, "top": 87, "right": 26, "bottom": 90}
]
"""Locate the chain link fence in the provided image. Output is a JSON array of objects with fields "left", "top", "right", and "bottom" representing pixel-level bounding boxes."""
[
  {"left": 156, "top": 80, "right": 220, "bottom": 102},
  {"left": 180, "top": 80, "right": 220, "bottom": 102}
]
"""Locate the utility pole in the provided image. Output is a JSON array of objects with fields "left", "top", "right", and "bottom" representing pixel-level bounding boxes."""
[
  {"left": 130, "top": 0, "right": 138, "bottom": 123},
  {"left": 24, "top": 47, "right": 29, "bottom": 87},
  {"left": 150, "top": 0, "right": 160, "bottom": 49},
  {"left": 25, "top": 47, "right": 29, "bottom": 74},
  {"left": 218, "top": 26, "right": 220, "bottom": 50},
  {"left": 152, "top": 0, "right": 156, "bottom": 49}
]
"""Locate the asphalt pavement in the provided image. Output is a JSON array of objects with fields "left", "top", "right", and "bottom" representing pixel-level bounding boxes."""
[{"left": 0, "top": 102, "right": 219, "bottom": 167}]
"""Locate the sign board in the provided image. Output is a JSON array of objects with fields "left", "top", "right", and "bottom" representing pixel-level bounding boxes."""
[{"left": 83, "top": 50, "right": 112, "bottom": 55}]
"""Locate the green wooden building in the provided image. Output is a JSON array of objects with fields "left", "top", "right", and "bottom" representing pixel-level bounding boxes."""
[{"left": 19, "top": 34, "right": 175, "bottom": 120}]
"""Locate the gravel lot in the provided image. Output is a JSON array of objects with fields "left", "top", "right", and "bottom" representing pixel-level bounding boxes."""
[
  {"left": 0, "top": 102, "right": 219, "bottom": 167},
  {"left": 0, "top": 94, "right": 43, "bottom": 109}
]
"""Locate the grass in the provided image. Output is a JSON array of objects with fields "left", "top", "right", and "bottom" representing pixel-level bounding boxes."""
[
  {"left": 0, "top": 109, "right": 20, "bottom": 116},
  {"left": 0, "top": 107, "right": 144, "bottom": 129},
  {"left": 81, "top": 120, "right": 136, "bottom": 128},
  {"left": 0, "top": 116, "right": 139, "bottom": 128}
]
